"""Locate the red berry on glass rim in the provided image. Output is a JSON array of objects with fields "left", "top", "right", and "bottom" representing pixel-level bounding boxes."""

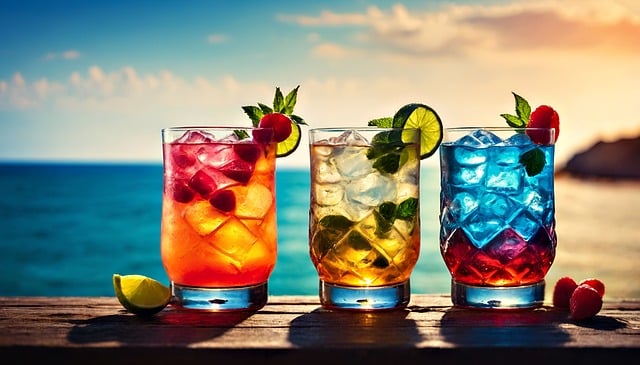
[
  {"left": 259, "top": 113, "right": 292, "bottom": 143},
  {"left": 578, "top": 278, "right": 605, "bottom": 298},
  {"left": 553, "top": 276, "right": 578, "bottom": 309},
  {"left": 570, "top": 284, "right": 603, "bottom": 320},
  {"left": 526, "top": 105, "right": 560, "bottom": 145}
]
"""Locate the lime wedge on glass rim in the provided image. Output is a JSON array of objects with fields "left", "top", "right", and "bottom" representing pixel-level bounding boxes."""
[
  {"left": 275, "top": 121, "right": 301, "bottom": 158},
  {"left": 113, "top": 274, "right": 171, "bottom": 316},
  {"left": 392, "top": 103, "right": 443, "bottom": 159}
]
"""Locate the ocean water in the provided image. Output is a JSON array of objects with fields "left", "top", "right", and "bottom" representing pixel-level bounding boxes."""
[
  {"left": 1, "top": 163, "right": 638, "bottom": 300},
  {"left": 0, "top": 163, "right": 448, "bottom": 297}
]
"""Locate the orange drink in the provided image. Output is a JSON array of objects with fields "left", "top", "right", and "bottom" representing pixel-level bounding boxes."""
[{"left": 161, "top": 126, "right": 277, "bottom": 311}]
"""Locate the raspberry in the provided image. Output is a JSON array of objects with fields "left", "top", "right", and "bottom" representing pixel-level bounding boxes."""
[
  {"left": 209, "top": 189, "right": 236, "bottom": 212},
  {"left": 569, "top": 284, "right": 603, "bottom": 320},
  {"left": 259, "top": 113, "right": 292, "bottom": 143},
  {"left": 234, "top": 142, "right": 262, "bottom": 163},
  {"left": 188, "top": 170, "right": 217, "bottom": 198},
  {"left": 552, "top": 276, "right": 578, "bottom": 308},
  {"left": 526, "top": 105, "right": 560, "bottom": 144},
  {"left": 578, "top": 278, "right": 605, "bottom": 298}
]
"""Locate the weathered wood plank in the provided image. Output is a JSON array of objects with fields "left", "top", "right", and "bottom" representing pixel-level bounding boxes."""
[{"left": 0, "top": 295, "right": 638, "bottom": 365}]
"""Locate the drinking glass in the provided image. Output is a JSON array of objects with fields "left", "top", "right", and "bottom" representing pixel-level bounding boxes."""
[
  {"left": 308, "top": 127, "right": 421, "bottom": 310},
  {"left": 439, "top": 127, "right": 557, "bottom": 309},
  {"left": 161, "top": 126, "right": 277, "bottom": 311}
]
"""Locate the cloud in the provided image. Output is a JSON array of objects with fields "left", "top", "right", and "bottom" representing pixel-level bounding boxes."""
[
  {"left": 207, "top": 33, "right": 228, "bottom": 44},
  {"left": 311, "top": 42, "right": 358, "bottom": 59},
  {"left": 43, "top": 50, "right": 81, "bottom": 61},
  {"left": 280, "top": 0, "right": 640, "bottom": 57}
]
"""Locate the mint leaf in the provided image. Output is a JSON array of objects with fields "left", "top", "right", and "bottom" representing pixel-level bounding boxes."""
[
  {"left": 290, "top": 114, "right": 307, "bottom": 125},
  {"left": 372, "top": 254, "right": 389, "bottom": 268},
  {"left": 283, "top": 85, "right": 299, "bottom": 115},
  {"left": 273, "top": 87, "right": 285, "bottom": 112},
  {"left": 378, "top": 202, "right": 397, "bottom": 221},
  {"left": 371, "top": 130, "right": 404, "bottom": 147},
  {"left": 373, "top": 153, "right": 401, "bottom": 174},
  {"left": 397, "top": 197, "right": 418, "bottom": 221},
  {"left": 368, "top": 117, "right": 393, "bottom": 128},
  {"left": 318, "top": 215, "right": 354, "bottom": 231},
  {"left": 258, "top": 103, "right": 273, "bottom": 114},
  {"left": 347, "top": 231, "right": 371, "bottom": 251},
  {"left": 234, "top": 130, "right": 250, "bottom": 140},
  {"left": 500, "top": 113, "right": 526, "bottom": 128},
  {"left": 520, "top": 147, "right": 545, "bottom": 176},
  {"left": 374, "top": 202, "right": 396, "bottom": 237},
  {"left": 513, "top": 92, "right": 531, "bottom": 122},
  {"left": 241, "top": 105, "right": 263, "bottom": 127}
]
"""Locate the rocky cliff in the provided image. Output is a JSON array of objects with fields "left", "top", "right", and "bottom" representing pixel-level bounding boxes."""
[{"left": 558, "top": 135, "right": 640, "bottom": 180}]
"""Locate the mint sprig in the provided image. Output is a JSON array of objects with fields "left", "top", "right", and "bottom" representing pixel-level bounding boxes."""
[
  {"left": 242, "top": 85, "right": 307, "bottom": 127},
  {"left": 500, "top": 92, "right": 531, "bottom": 128},
  {"left": 500, "top": 91, "right": 545, "bottom": 176}
]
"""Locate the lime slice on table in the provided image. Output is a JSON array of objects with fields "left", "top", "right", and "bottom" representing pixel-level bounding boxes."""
[
  {"left": 392, "top": 103, "right": 443, "bottom": 159},
  {"left": 113, "top": 274, "right": 171, "bottom": 316},
  {"left": 275, "top": 121, "right": 301, "bottom": 158}
]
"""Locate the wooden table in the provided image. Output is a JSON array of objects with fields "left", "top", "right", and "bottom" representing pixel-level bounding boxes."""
[{"left": 1, "top": 295, "right": 638, "bottom": 364}]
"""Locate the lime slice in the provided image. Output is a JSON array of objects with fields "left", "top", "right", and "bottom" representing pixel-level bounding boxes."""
[
  {"left": 112, "top": 274, "right": 171, "bottom": 316},
  {"left": 392, "top": 103, "right": 443, "bottom": 159},
  {"left": 276, "top": 121, "right": 301, "bottom": 157}
]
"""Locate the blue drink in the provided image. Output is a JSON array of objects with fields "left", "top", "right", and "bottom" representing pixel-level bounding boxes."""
[{"left": 439, "top": 127, "right": 557, "bottom": 309}]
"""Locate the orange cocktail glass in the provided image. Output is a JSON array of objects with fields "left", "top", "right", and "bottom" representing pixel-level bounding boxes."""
[{"left": 161, "top": 126, "right": 277, "bottom": 311}]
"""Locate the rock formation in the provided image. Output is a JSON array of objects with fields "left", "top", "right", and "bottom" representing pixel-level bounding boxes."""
[{"left": 558, "top": 135, "right": 640, "bottom": 180}]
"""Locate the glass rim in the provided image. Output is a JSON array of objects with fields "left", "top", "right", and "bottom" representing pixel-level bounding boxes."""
[
  {"left": 444, "top": 126, "right": 555, "bottom": 132},
  {"left": 309, "top": 127, "right": 420, "bottom": 132},
  {"left": 162, "top": 125, "right": 270, "bottom": 132}
]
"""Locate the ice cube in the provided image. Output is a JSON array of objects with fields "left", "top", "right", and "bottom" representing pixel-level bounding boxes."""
[
  {"left": 208, "top": 216, "right": 258, "bottom": 257},
  {"left": 334, "top": 146, "right": 373, "bottom": 178},
  {"left": 197, "top": 144, "right": 236, "bottom": 168},
  {"left": 232, "top": 182, "right": 274, "bottom": 219},
  {"left": 346, "top": 172, "right": 396, "bottom": 207},
  {"left": 503, "top": 132, "right": 534, "bottom": 146},
  {"left": 457, "top": 129, "right": 502, "bottom": 147},
  {"left": 183, "top": 200, "right": 230, "bottom": 236},
  {"left": 486, "top": 164, "right": 522, "bottom": 192},
  {"left": 314, "top": 183, "right": 344, "bottom": 206},
  {"left": 314, "top": 160, "right": 342, "bottom": 184},
  {"left": 328, "top": 130, "right": 370, "bottom": 146},
  {"left": 174, "top": 130, "right": 216, "bottom": 144},
  {"left": 508, "top": 210, "right": 540, "bottom": 241}
]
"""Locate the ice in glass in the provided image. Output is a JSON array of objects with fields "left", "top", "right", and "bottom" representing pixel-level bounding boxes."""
[
  {"left": 161, "top": 127, "right": 277, "bottom": 311},
  {"left": 439, "top": 127, "right": 557, "bottom": 309},
  {"left": 309, "top": 128, "right": 421, "bottom": 310}
]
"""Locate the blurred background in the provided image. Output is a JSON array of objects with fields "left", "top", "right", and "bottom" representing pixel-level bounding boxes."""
[{"left": 1, "top": 0, "right": 638, "bottom": 300}]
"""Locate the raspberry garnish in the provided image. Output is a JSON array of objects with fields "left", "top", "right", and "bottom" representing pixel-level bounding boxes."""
[
  {"left": 209, "top": 189, "right": 236, "bottom": 212},
  {"left": 526, "top": 105, "right": 560, "bottom": 145},
  {"left": 578, "top": 278, "right": 605, "bottom": 298},
  {"left": 552, "top": 276, "right": 578, "bottom": 308},
  {"left": 259, "top": 112, "right": 292, "bottom": 143},
  {"left": 569, "top": 284, "right": 603, "bottom": 320}
]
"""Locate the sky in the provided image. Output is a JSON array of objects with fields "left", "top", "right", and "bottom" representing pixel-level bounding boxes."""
[{"left": 1, "top": 0, "right": 639, "bottom": 168}]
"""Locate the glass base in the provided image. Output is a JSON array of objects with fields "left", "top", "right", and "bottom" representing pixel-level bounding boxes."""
[
  {"left": 319, "top": 280, "right": 410, "bottom": 311},
  {"left": 451, "top": 279, "right": 545, "bottom": 309},
  {"left": 170, "top": 281, "right": 268, "bottom": 312}
]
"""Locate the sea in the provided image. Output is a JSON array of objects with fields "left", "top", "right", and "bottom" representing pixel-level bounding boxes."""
[{"left": 1, "top": 163, "right": 638, "bottom": 300}]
